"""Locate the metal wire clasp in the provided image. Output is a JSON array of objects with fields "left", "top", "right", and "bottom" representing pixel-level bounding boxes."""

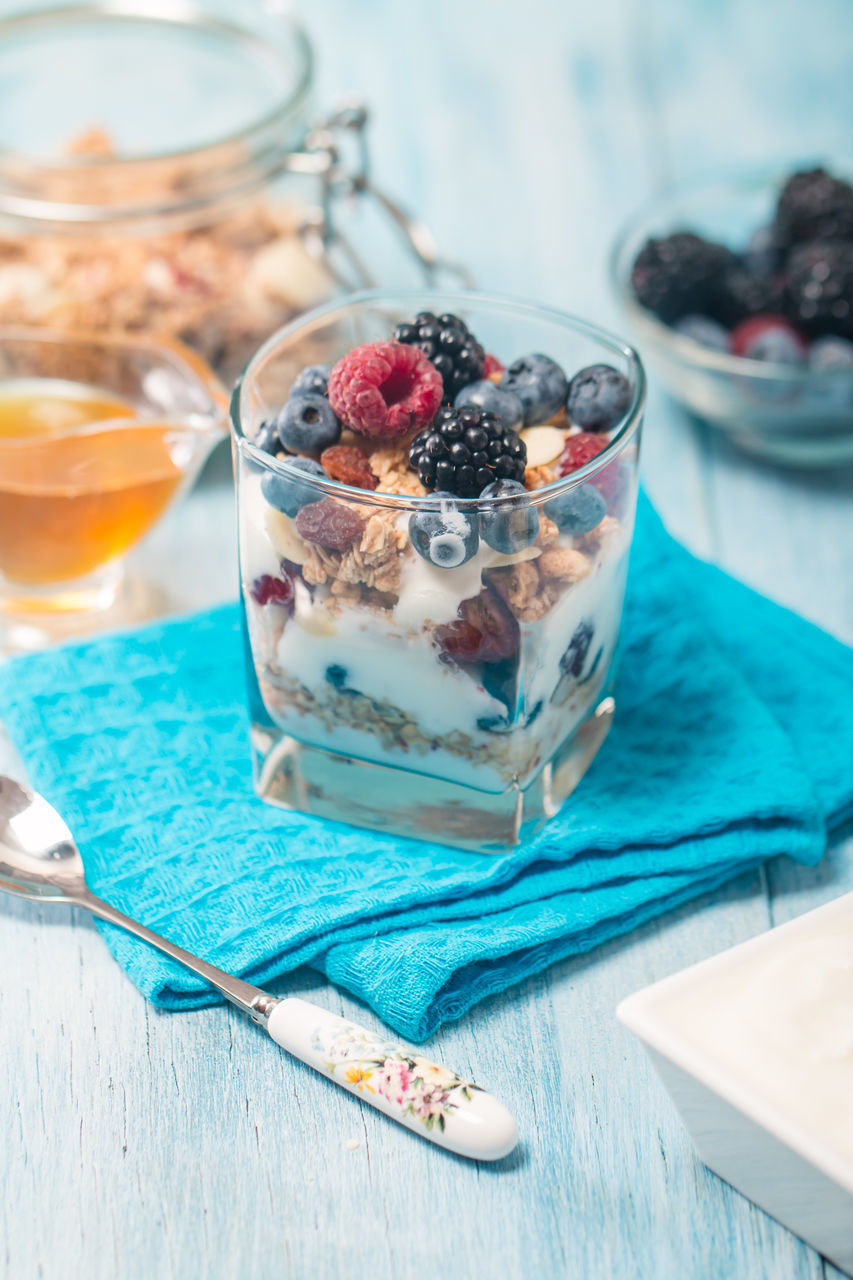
[{"left": 285, "top": 100, "right": 472, "bottom": 292}]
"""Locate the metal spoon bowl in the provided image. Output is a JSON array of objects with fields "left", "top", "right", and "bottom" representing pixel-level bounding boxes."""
[{"left": 0, "top": 776, "right": 85, "bottom": 901}]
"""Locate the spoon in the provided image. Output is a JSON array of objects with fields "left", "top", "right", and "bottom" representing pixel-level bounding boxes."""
[{"left": 0, "top": 775, "right": 517, "bottom": 1161}]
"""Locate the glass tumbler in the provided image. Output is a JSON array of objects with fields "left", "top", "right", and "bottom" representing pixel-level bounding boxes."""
[{"left": 231, "top": 291, "right": 645, "bottom": 852}]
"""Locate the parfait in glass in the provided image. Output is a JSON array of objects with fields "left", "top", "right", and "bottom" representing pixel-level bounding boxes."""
[{"left": 232, "top": 291, "right": 644, "bottom": 851}]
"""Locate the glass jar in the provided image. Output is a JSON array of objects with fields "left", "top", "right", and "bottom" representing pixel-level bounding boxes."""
[
  {"left": 0, "top": 2, "right": 463, "bottom": 381},
  {"left": 231, "top": 290, "right": 645, "bottom": 852}
]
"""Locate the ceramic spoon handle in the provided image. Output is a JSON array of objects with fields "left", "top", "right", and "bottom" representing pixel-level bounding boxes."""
[
  {"left": 267, "top": 997, "right": 518, "bottom": 1161},
  {"left": 75, "top": 891, "right": 516, "bottom": 1160}
]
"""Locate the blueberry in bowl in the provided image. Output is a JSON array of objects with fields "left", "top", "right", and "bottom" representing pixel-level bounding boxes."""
[{"left": 611, "top": 162, "right": 853, "bottom": 465}]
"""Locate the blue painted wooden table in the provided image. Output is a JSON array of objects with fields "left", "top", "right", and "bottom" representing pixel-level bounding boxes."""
[{"left": 2, "top": 1, "right": 853, "bottom": 1276}]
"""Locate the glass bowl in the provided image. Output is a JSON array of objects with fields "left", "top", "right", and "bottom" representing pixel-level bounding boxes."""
[
  {"left": 0, "top": 326, "right": 227, "bottom": 651},
  {"left": 231, "top": 289, "right": 645, "bottom": 853},
  {"left": 611, "top": 165, "right": 853, "bottom": 466}
]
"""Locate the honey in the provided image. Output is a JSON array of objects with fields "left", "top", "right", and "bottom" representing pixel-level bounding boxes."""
[{"left": 0, "top": 379, "right": 188, "bottom": 586}]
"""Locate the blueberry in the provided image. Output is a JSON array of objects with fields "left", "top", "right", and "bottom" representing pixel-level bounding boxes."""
[
  {"left": 290, "top": 363, "right": 333, "bottom": 398},
  {"left": 481, "top": 655, "right": 519, "bottom": 712},
  {"left": 261, "top": 457, "right": 327, "bottom": 516},
  {"left": 551, "top": 623, "right": 595, "bottom": 707},
  {"left": 566, "top": 364, "right": 632, "bottom": 432},
  {"left": 756, "top": 330, "right": 806, "bottom": 364},
  {"left": 561, "top": 621, "right": 594, "bottom": 678},
  {"left": 454, "top": 381, "right": 524, "bottom": 430},
  {"left": 673, "top": 315, "right": 730, "bottom": 352},
  {"left": 500, "top": 353, "right": 569, "bottom": 425},
  {"left": 731, "top": 318, "right": 806, "bottom": 364},
  {"left": 409, "top": 493, "right": 479, "bottom": 569},
  {"left": 275, "top": 393, "right": 341, "bottom": 454},
  {"left": 254, "top": 418, "right": 281, "bottom": 454},
  {"left": 809, "top": 334, "right": 853, "bottom": 371},
  {"left": 477, "top": 699, "right": 541, "bottom": 734},
  {"left": 525, "top": 699, "right": 543, "bottom": 727},
  {"left": 808, "top": 335, "right": 853, "bottom": 408},
  {"left": 325, "top": 664, "right": 348, "bottom": 688},
  {"left": 477, "top": 714, "right": 511, "bottom": 733},
  {"left": 579, "top": 646, "right": 603, "bottom": 686},
  {"left": 545, "top": 484, "right": 606, "bottom": 535},
  {"left": 479, "top": 479, "right": 540, "bottom": 553}
]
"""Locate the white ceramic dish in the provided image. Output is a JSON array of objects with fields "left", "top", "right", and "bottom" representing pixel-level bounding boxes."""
[{"left": 618, "top": 892, "right": 853, "bottom": 1275}]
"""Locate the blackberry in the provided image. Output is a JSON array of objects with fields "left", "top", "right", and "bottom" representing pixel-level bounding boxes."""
[
  {"left": 775, "top": 168, "right": 853, "bottom": 247},
  {"left": 745, "top": 224, "right": 785, "bottom": 276},
  {"left": 786, "top": 241, "right": 853, "bottom": 339},
  {"left": 631, "top": 232, "right": 736, "bottom": 323},
  {"left": 714, "top": 266, "right": 788, "bottom": 326},
  {"left": 394, "top": 310, "right": 485, "bottom": 401},
  {"left": 409, "top": 405, "right": 526, "bottom": 498}
]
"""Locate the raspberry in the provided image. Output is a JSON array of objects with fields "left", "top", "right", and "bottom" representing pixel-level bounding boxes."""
[
  {"left": 593, "top": 459, "right": 628, "bottom": 513},
  {"left": 483, "top": 353, "right": 505, "bottom": 378},
  {"left": 295, "top": 500, "right": 366, "bottom": 550},
  {"left": 328, "top": 341, "right": 443, "bottom": 439},
  {"left": 250, "top": 572, "right": 294, "bottom": 607},
  {"left": 436, "top": 587, "right": 519, "bottom": 665},
  {"left": 320, "top": 445, "right": 378, "bottom": 490},
  {"left": 557, "top": 432, "right": 607, "bottom": 475},
  {"left": 558, "top": 433, "right": 625, "bottom": 512}
]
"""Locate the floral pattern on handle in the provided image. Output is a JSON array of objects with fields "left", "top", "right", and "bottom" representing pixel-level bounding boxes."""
[{"left": 310, "top": 1016, "right": 482, "bottom": 1132}]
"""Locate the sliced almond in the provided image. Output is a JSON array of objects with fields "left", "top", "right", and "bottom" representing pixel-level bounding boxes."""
[
  {"left": 264, "top": 507, "right": 307, "bottom": 565},
  {"left": 297, "top": 608, "right": 338, "bottom": 637},
  {"left": 490, "top": 545, "right": 542, "bottom": 567},
  {"left": 519, "top": 425, "right": 566, "bottom": 468}
]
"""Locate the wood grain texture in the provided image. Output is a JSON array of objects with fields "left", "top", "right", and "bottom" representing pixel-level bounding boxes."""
[{"left": 2, "top": 1, "right": 853, "bottom": 1277}]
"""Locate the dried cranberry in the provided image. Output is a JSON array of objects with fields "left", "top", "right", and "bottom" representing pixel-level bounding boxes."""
[
  {"left": 320, "top": 445, "right": 378, "bottom": 490},
  {"left": 295, "top": 500, "right": 366, "bottom": 550},
  {"left": 593, "top": 459, "right": 627, "bottom": 514},
  {"left": 558, "top": 432, "right": 607, "bottom": 476},
  {"left": 251, "top": 572, "right": 294, "bottom": 607},
  {"left": 436, "top": 586, "right": 520, "bottom": 665},
  {"left": 435, "top": 620, "right": 485, "bottom": 663}
]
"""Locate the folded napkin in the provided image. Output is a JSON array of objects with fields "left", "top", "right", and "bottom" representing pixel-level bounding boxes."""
[{"left": 1, "top": 495, "right": 851, "bottom": 1040}]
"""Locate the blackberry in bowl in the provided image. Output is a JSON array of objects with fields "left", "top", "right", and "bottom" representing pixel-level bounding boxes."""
[
  {"left": 232, "top": 290, "right": 644, "bottom": 852},
  {"left": 611, "top": 162, "right": 853, "bottom": 465}
]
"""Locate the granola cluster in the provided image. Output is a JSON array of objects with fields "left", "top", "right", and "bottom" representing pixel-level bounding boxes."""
[
  {"left": 0, "top": 131, "right": 333, "bottom": 378},
  {"left": 259, "top": 673, "right": 545, "bottom": 777},
  {"left": 301, "top": 508, "right": 406, "bottom": 597}
]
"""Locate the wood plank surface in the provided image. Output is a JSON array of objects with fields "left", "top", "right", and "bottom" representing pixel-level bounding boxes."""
[{"left": 1, "top": 1, "right": 852, "bottom": 1276}]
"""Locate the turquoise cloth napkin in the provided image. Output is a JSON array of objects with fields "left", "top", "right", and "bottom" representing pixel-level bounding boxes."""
[{"left": 1, "top": 495, "right": 851, "bottom": 1040}]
